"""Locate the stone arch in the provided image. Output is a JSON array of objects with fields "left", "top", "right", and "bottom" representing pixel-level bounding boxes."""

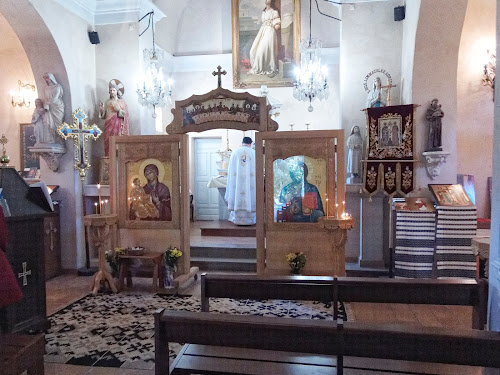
[{"left": 0, "top": 0, "right": 72, "bottom": 119}]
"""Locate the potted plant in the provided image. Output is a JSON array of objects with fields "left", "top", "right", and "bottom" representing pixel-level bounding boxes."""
[{"left": 286, "top": 252, "right": 307, "bottom": 275}]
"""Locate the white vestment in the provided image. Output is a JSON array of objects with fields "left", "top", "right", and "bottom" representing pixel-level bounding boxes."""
[
  {"left": 224, "top": 145, "right": 256, "bottom": 225},
  {"left": 249, "top": 9, "right": 281, "bottom": 75}
]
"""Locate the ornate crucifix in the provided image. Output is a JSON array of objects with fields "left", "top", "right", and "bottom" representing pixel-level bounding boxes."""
[
  {"left": 18, "top": 261, "right": 32, "bottom": 286},
  {"left": 57, "top": 108, "right": 102, "bottom": 179},
  {"left": 212, "top": 66, "right": 226, "bottom": 88}
]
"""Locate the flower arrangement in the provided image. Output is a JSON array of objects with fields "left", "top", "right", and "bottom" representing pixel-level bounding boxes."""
[
  {"left": 165, "top": 246, "right": 183, "bottom": 271},
  {"left": 105, "top": 247, "right": 126, "bottom": 277},
  {"left": 286, "top": 252, "right": 307, "bottom": 275}
]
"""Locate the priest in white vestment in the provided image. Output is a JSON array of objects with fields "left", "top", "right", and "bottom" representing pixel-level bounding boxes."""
[{"left": 224, "top": 137, "right": 256, "bottom": 225}]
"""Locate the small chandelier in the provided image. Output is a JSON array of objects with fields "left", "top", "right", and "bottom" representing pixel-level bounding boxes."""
[
  {"left": 136, "top": 11, "right": 173, "bottom": 118},
  {"left": 293, "top": 0, "right": 329, "bottom": 112},
  {"left": 10, "top": 80, "right": 35, "bottom": 108}
]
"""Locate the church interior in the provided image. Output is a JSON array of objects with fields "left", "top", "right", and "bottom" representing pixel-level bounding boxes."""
[{"left": 1, "top": 0, "right": 500, "bottom": 374}]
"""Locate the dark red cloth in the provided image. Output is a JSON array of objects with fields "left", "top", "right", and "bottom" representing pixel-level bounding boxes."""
[{"left": 0, "top": 206, "right": 23, "bottom": 308}]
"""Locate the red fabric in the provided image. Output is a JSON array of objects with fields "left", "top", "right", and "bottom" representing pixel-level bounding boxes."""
[{"left": 0, "top": 206, "right": 23, "bottom": 308}]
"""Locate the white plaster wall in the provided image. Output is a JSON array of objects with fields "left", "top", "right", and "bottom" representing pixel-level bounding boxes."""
[
  {"left": 0, "top": 0, "right": 97, "bottom": 270},
  {"left": 171, "top": 0, "right": 340, "bottom": 57},
  {"left": 411, "top": 0, "right": 467, "bottom": 188},
  {"left": 400, "top": 0, "right": 420, "bottom": 104},
  {"left": 175, "top": 0, "right": 232, "bottom": 56},
  {"left": 0, "top": 13, "right": 37, "bottom": 170},
  {"left": 340, "top": 0, "right": 403, "bottom": 138},
  {"left": 456, "top": 0, "right": 495, "bottom": 218},
  {"left": 94, "top": 22, "right": 142, "bottom": 169},
  {"left": 29, "top": 0, "right": 97, "bottom": 270},
  {"left": 487, "top": 0, "right": 500, "bottom": 331}
]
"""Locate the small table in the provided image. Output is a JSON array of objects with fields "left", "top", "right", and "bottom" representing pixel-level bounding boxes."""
[{"left": 117, "top": 251, "right": 164, "bottom": 292}]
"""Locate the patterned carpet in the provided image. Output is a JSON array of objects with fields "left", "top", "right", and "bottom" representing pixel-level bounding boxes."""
[{"left": 45, "top": 293, "right": 352, "bottom": 370}]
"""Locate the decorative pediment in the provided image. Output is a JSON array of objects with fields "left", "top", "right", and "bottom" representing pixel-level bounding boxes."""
[{"left": 166, "top": 86, "right": 278, "bottom": 134}]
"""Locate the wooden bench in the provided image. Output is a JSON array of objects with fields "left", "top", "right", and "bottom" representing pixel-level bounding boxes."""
[
  {"left": 0, "top": 333, "right": 45, "bottom": 375},
  {"left": 201, "top": 273, "right": 488, "bottom": 329},
  {"left": 155, "top": 309, "right": 500, "bottom": 375}
]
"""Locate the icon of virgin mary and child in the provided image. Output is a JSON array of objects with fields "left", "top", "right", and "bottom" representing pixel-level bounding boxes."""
[{"left": 129, "top": 164, "right": 172, "bottom": 221}]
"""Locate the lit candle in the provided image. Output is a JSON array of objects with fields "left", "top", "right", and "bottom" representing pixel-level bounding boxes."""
[
  {"left": 342, "top": 200, "right": 345, "bottom": 217},
  {"left": 335, "top": 203, "right": 339, "bottom": 218},
  {"left": 104, "top": 199, "right": 109, "bottom": 215},
  {"left": 325, "top": 193, "right": 329, "bottom": 217},
  {"left": 94, "top": 202, "right": 98, "bottom": 215},
  {"left": 97, "top": 183, "right": 102, "bottom": 215}
]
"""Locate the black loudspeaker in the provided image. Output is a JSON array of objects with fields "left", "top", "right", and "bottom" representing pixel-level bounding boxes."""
[
  {"left": 88, "top": 31, "right": 100, "bottom": 45},
  {"left": 394, "top": 5, "right": 405, "bottom": 21}
]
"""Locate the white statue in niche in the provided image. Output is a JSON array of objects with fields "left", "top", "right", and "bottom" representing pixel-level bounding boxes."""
[
  {"left": 42, "top": 72, "right": 64, "bottom": 143},
  {"left": 32, "top": 98, "right": 54, "bottom": 144},
  {"left": 346, "top": 125, "right": 364, "bottom": 183},
  {"left": 366, "top": 77, "right": 387, "bottom": 108}
]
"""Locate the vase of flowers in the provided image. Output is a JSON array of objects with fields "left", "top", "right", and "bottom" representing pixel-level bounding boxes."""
[
  {"left": 286, "top": 252, "right": 307, "bottom": 275},
  {"left": 105, "top": 247, "right": 126, "bottom": 278},
  {"left": 164, "top": 246, "right": 183, "bottom": 288}
]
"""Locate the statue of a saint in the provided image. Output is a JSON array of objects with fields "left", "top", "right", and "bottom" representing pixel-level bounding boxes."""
[
  {"left": 99, "top": 80, "right": 129, "bottom": 156},
  {"left": 42, "top": 72, "right": 64, "bottom": 142},
  {"left": 426, "top": 98, "right": 444, "bottom": 151},
  {"left": 346, "top": 125, "right": 363, "bottom": 183},
  {"left": 32, "top": 98, "right": 54, "bottom": 144},
  {"left": 366, "top": 77, "right": 387, "bottom": 108}
]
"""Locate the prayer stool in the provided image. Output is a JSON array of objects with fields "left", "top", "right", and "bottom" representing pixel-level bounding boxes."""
[
  {"left": 118, "top": 251, "right": 164, "bottom": 292},
  {"left": 0, "top": 333, "right": 45, "bottom": 375}
]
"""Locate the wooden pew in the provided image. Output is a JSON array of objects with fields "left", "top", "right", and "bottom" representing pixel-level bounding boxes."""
[
  {"left": 0, "top": 333, "right": 45, "bottom": 375},
  {"left": 200, "top": 273, "right": 488, "bottom": 329},
  {"left": 154, "top": 309, "right": 500, "bottom": 375}
]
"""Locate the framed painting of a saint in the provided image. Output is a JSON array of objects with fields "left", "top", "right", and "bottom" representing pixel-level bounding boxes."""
[
  {"left": 19, "top": 123, "right": 40, "bottom": 171},
  {"left": 111, "top": 135, "right": 183, "bottom": 229},
  {"left": 428, "top": 184, "right": 474, "bottom": 207},
  {"left": 232, "top": 0, "right": 300, "bottom": 88},
  {"left": 273, "top": 156, "right": 326, "bottom": 223},
  {"left": 127, "top": 159, "right": 173, "bottom": 222}
]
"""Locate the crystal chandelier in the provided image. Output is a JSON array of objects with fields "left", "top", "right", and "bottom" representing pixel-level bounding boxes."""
[
  {"left": 293, "top": 0, "right": 329, "bottom": 112},
  {"left": 136, "top": 11, "right": 173, "bottom": 118}
]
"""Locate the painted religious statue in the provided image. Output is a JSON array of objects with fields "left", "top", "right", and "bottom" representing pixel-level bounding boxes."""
[
  {"left": 426, "top": 98, "right": 444, "bottom": 151},
  {"left": 346, "top": 125, "right": 364, "bottom": 183},
  {"left": 366, "top": 77, "right": 387, "bottom": 108},
  {"left": 99, "top": 79, "right": 129, "bottom": 156}
]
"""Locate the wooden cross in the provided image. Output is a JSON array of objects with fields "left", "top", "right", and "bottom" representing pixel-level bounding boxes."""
[
  {"left": 381, "top": 82, "right": 397, "bottom": 106},
  {"left": 46, "top": 222, "right": 58, "bottom": 252},
  {"left": 57, "top": 108, "right": 102, "bottom": 179},
  {"left": 18, "top": 261, "right": 32, "bottom": 286},
  {"left": 212, "top": 66, "right": 226, "bottom": 88}
]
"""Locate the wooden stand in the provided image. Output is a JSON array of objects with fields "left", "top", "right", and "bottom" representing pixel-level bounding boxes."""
[
  {"left": 83, "top": 214, "right": 118, "bottom": 295},
  {"left": 318, "top": 216, "right": 355, "bottom": 276}
]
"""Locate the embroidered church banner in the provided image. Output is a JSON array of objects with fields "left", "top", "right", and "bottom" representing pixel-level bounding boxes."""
[{"left": 364, "top": 104, "right": 416, "bottom": 196}]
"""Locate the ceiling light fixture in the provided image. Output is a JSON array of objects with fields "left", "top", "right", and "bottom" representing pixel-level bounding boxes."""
[{"left": 136, "top": 11, "right": 172, "bottom": 118}]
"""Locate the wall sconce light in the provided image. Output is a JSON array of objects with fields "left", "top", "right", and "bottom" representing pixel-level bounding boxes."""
[
  {"left": 10, "top": 80, "right": 35, "bottom": 108},
  {"left": 482, "top": 49, "right": 496, "bottom": 100}
]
